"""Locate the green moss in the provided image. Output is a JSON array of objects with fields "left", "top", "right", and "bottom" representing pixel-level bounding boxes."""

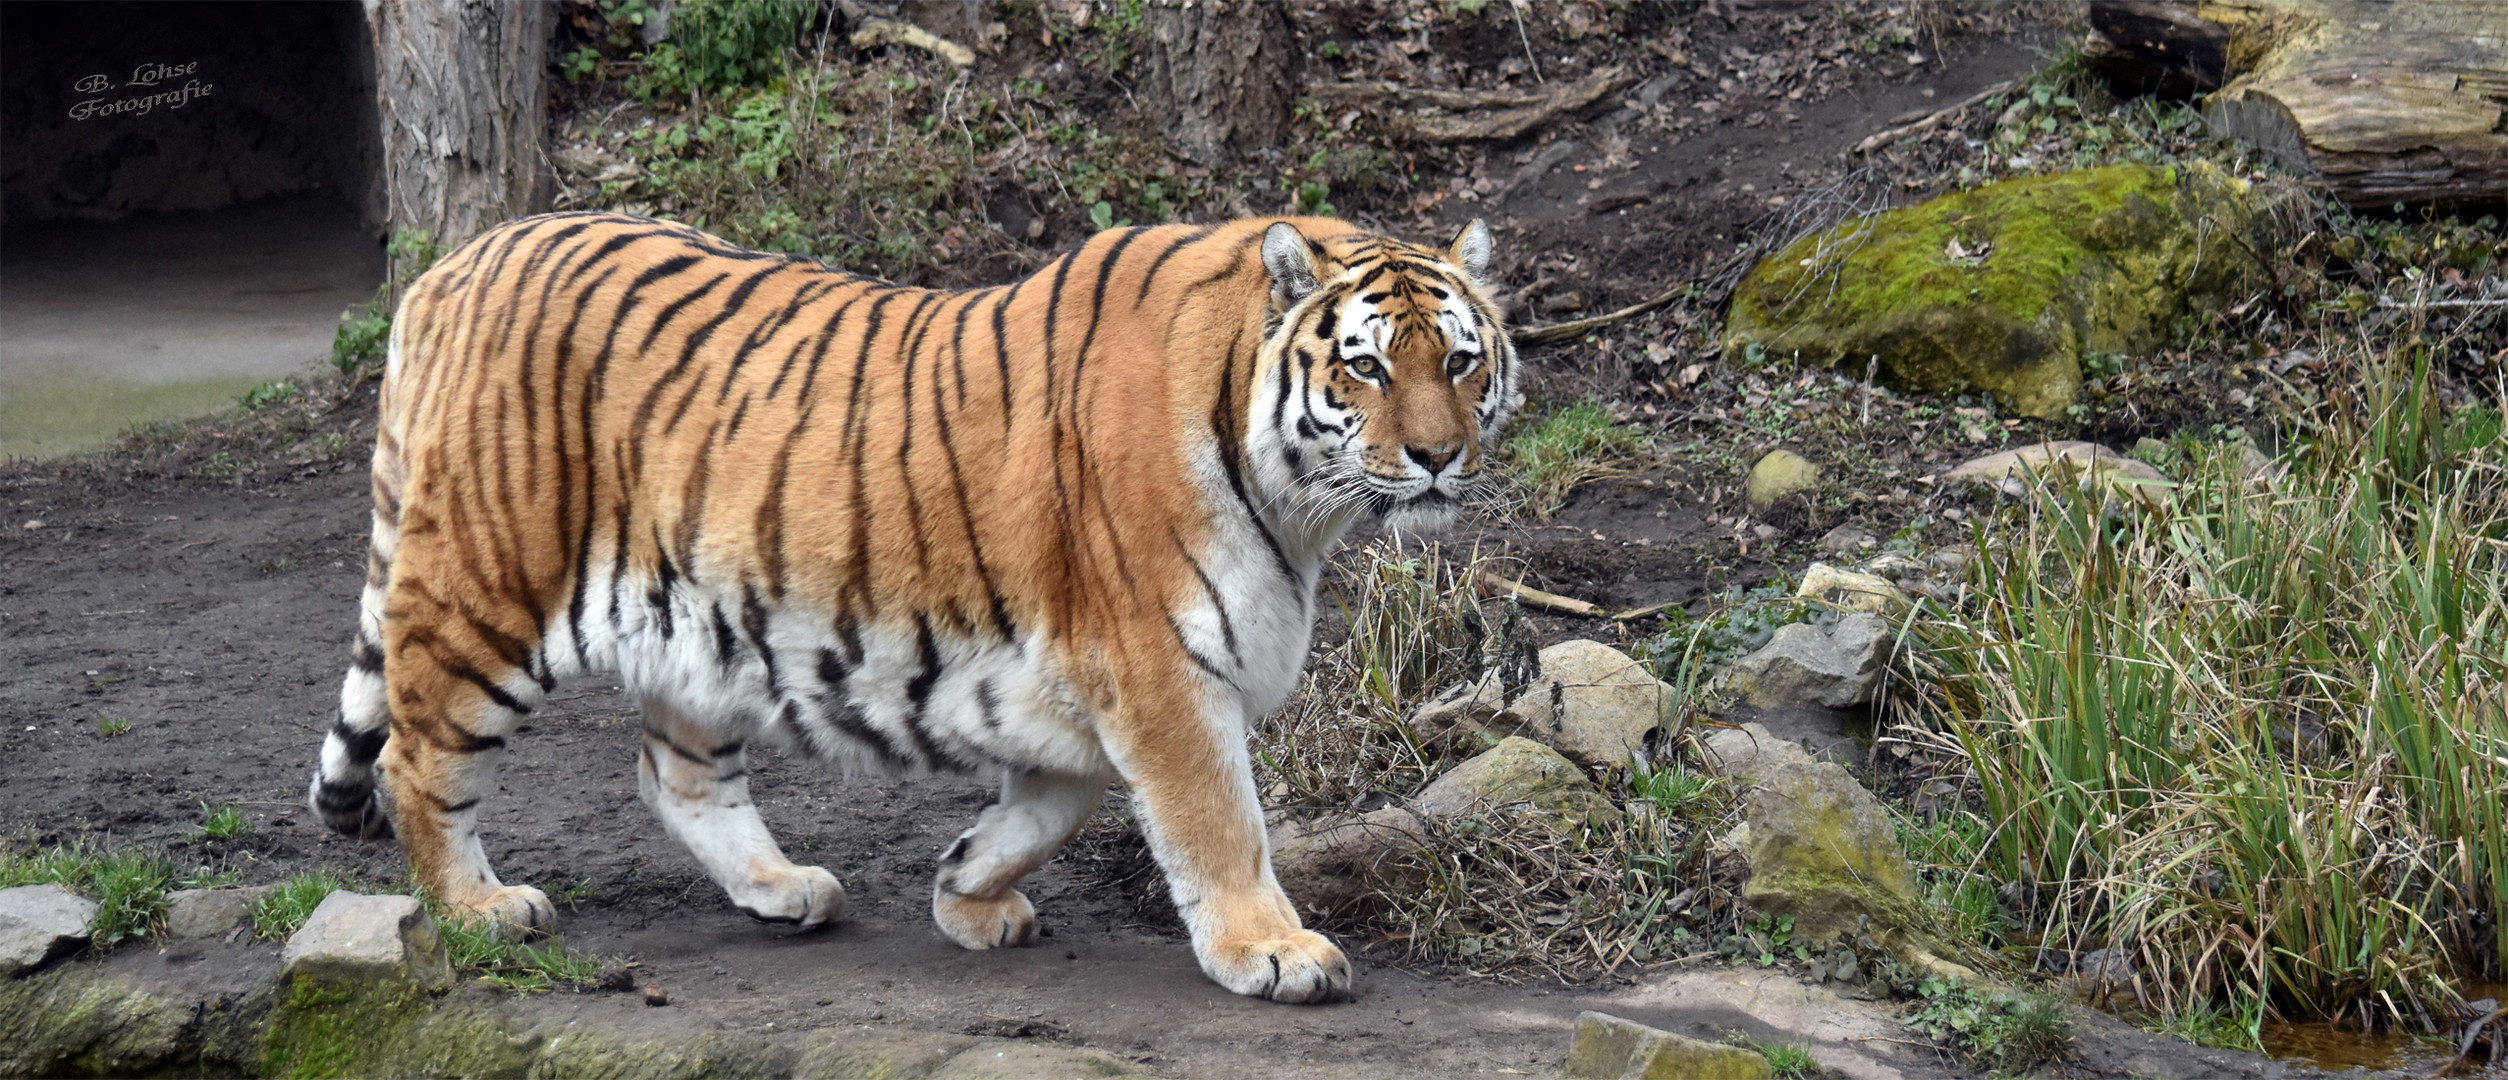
[{"left": 1727, "top": 164, "right": 2256, "bottom": 418}]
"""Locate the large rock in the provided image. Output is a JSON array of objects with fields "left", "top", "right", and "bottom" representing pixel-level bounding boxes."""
[
  {"left": 1698, "top": 722, "right": 1821, "bottom": 781},
  {"left": 1564, "top": 1011, "right": 1773, "bottom": 1080},
  {"left": 1739, "top": 761, "right": 1924, "bottom": 950},
  {"left": 0, "top": 885, "right": 96, "bottom": 978},
  {"left": 1269, "top": 807, "right": 1428, "bottom": 918},
  {"left": 1411, "top": 737, "right": 1622, "bottom": 828},
  {"left": 163, "top": 885, "right": 275, "bottom": 939},
  {"left": 1413, "top": 640, "right": 1674, "bottom": 769},
  {"left": 1725, "top": 163, "right": 2255, "bottom": 419},
  {"left": 1746, "top": 449, "right": 1821, "bottom": 512},
  {"left": 1944, "top": 439, "right": 2175, "bottom": 507},
  {"left": 1718, "top": 613, "right": 1893, "bottom": 709},
  {"left": 279, "top": 891, "right": 453, "bottom": 992}
]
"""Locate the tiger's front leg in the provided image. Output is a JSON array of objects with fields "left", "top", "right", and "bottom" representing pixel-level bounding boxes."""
[
  {"left": 1102, "top": 677, "right": 1352, "bottom": 1004},
  {"left": 932, "top": 768, "right": 1109, "bottom": 949},
  {"left": 637, "top": 701, "right": 845, "bottom": 927}
]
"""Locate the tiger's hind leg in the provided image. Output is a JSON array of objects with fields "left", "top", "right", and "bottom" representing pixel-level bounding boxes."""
[
  {"left": 932, "top": 769, "right": 1109, "bottom": 950},
  {"left": 636, "top": 700, "right": 844, "bottom": 927},
  {"left": 310, "top": 440, "right": 407, "bottom": 840}
]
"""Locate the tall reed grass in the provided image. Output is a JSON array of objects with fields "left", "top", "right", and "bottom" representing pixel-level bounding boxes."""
[{"left": 1898, "top": 353, "right": 2507, "bottom": 1038}]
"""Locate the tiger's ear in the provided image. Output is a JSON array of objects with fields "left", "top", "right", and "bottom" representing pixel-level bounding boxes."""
[
  {"left": 1262, "top": 222, "right": 1321, "bottom": 304},
  {"left": 1448, "top": 219, "right": 1493, "bottom": 284}
]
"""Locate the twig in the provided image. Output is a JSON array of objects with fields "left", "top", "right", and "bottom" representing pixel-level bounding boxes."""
[
  {"left": 1477, "top": 570, "right": 1603, "bottom": 617},
  {"left": 1509, "top": 0, "right": 1543, "bottom": 84},
  {"left": 2380, "top": 297, "right": 2508, "bottom": 309},
  {"left": 1610, "top": 600, "right": 1682, "bottom": 622},
  {"left": 1511, "top": 243, "right": 1757, "bottom": 344},
  {"left": 1851, "top": 80, "right": 2013, "bottom": 155}
]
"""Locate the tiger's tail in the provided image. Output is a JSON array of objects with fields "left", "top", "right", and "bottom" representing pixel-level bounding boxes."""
[{"left": 308, "top": 323, "right": 409, "bottom": 840}]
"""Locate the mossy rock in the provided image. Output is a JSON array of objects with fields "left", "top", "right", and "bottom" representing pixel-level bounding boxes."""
[{"left": 1725, "top": 163, "right": 2257, "bottom": 418}]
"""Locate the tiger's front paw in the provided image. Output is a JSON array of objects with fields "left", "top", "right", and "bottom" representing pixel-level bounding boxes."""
[
  {"left": 1201, "top": 929, "right": 1352, "bottom": 1004},
  {"left": 933, "top": 887, "right": 1038, "bottom": 950},
  {"left": 730, "top": 864, "right": 844, "bottom": 928},
  {"left": 447, "top": 885, "right": 556, "bottom": 941}
]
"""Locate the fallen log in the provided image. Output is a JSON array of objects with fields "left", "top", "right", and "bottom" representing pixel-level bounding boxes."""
[
  {"left": 2190, "top": 0, "right": 2507, "bottom": 209},
  {"left": 1309, "top": 66, "right": 1633, "bottom": 143},
  {"left": 2085, "top": 1, "right": 2230, "bottom": 98}
]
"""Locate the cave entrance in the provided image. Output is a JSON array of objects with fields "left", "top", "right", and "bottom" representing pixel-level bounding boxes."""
[{"left": 0, "top": 0, "right": 386, "bottom": 459}]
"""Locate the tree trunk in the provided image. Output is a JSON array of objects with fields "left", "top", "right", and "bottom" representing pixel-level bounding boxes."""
[
  {"left": 1140, "top": 0, "right": 1295, "bottom": 165},
  {"left": 2085, "top": 1, "right": 2229, "bottom": 99},
  {"left": 2195, "top": 0, "right": 2506, "bottom": 210},
  {"left": 367, "top": 0, "right": 552, "bottom": 249}
]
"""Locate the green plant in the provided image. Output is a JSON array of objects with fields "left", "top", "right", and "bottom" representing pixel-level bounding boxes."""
[
  {"left": 239, "top": 379, "right": 300, "bottom": 411},
  {"left": 1898, "top": 351, "right": 2508, "bottom": 1028},
  {"left": 438, "top": 917, "right": 607, "bottom": 993},
  {"left": 331, "top": 230, "right": 439, "bottom": 375},
  {"left": 1628, "top": 762, "right": 1724, "bottom": 820},
  {"left": 1501, "top": 400, "right": 1654, "bottom": 519},
  {"left": 198, "top": 802, "right": 250, "bottom": 841},
  {"left": 634, "top": 0, "right": 813, "bottom": 101},
  {"left": 253, "top": 870, "right": 355, "bottom": 941},
  {"left": 1755, "top": 1040, "right": 1819, "bottom": 1078},
  {"left": 1908, "top": 977, "right": 2072, "bottom": 1072},
  {"left": 0, "top": 841, "right": 176, "bottom": 947},
  {"left": 96, "top": 714, "right": 131, "bottom": 738}
]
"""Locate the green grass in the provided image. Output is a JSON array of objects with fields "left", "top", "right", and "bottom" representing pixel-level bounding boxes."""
[
  {"left": 0, "top": 841, "right": 176, "bottom": 947},
  {"left": 197, "top": 802, "right": 250, "bottom": 841},
  {"left": 1628, "top": 761, "right": 1725, "bottom": 821},
  {"left": 1897, "top": 352, "right": 2508, "bottom": 1029},
  {"left": 438, "top": 917, "right": 607, "bottom": 994},
  {"left": 1755, "top": 1040, "right": 1819, "bottom": 1078},
  {"left": 95, "top": 714, "right": 131, "bottom": 738},
  {"left": 252, "top": 870, "right": 356, "bottom": 941},
  {"left": 1501, "top": 400, "right": 1653, "bottom": 519}
]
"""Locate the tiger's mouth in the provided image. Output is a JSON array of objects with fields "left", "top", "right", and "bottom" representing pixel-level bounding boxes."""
[{"left": 1374, "top": 489, "right": 1460, "bottom": 534}]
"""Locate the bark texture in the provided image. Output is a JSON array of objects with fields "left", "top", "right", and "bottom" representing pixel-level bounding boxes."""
[
  {"left": 2196, "top": 0, "right": 2507, "bottom": 209},
  {"left": 1140, "top": 0, "right": 1295, "bottom": 164},
  {"left": 368, "top": 0, "right": 553, "bottom": 248},
  {"left": 2086, "top": 0, "right": 2229, "bottom": 98}
]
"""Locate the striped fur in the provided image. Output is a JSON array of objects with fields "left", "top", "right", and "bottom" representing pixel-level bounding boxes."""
[{"left": 306, "top": 212, "right": 1517, "bottom": 1002}]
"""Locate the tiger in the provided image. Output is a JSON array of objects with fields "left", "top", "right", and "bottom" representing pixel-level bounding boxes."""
[{"left": 306, "top": 210, "right": 1519, "bottom": 1003}]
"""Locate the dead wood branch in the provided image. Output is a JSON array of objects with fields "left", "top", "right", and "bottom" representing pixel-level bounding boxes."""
[
  {"left": 1313, "top": 67, "right": 1633, "bottom": 143},
  {"left": 850, "top": 17, "right": 974, "bottom": 67},
  {"left": 1477, "top": 571, "right": 1603, "bottom": 618},
  {"left": 1850, "top": 80, "right": 2014, "bottom": 155}
]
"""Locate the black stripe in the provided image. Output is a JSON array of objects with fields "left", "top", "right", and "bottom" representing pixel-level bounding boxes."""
[
  {"left": 741, "top": 582, "right": 781, "bottom": 696},
  {"left": 1168, "top": 613, "right": 1235, "bottom": 683},
  {"left": 1134, "top": 225, "right": 1215, "bottom": 307},
  {"left": 1180, "top": 540, "right": 1243, "bottom": 666},
  {"left": 331, "top": 718, "right": 388, "bottom": 764},
  {"left": 447, "top": 663, "right": 531, "bottom": 716},
  {"left": 710, "top": 601, "right": 740, "bottom": 670}
]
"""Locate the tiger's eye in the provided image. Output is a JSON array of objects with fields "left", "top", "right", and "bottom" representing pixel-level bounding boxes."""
[
  {"left": 1446, "top": 353, "right": 1473, "bottom": 377},
  {"left": 1348, "top": 355, "right": 1381, "bottom": 379}
]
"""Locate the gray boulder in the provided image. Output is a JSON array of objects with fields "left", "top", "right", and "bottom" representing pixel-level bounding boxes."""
[
  {"left": 1413, "top": 640, "right": 1675, "bottom": 769},
  {"left": 1564, "top": 1011, "right": 1773, "bottom": 1079},
  {"left": 1411, "top": 737, "right": 1621, "bottom": 827},
  {"left": 1718, "top": 613, "right": 1893, "bottom": 709},
  {"left": 0, "top": 885, "right": 96, "bottom": 978},
  {"left": 163, "top": 885, "right": 274, "bottom": 940},
  {"left": 279, "top": 891, "right": 453, "bottom": 992}
]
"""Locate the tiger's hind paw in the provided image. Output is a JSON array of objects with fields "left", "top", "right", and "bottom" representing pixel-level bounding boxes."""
[
  {"left": 934, "top": 887, "right": 1037, "bottom": 950},
  {"left": 445, "top": 885, "right": 556, "bottom": 941},
  {"left": 729, "top": 864, "right": 844, "bottom": 929},
  {"left": 1202, "top": 930, "right": 1352, "bottom": 1004}
]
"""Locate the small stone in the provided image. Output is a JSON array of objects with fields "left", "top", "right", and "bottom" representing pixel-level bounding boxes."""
[
  {"left": 1411, "top": 737, "right": 1620, "bottom": 827},
  {"left": 1565, "top": 1011, "right": 1773, "bottom": 1080},
  {"left": 644, "top": 983, "right": 669, "bottom": 1006},
  {"left": 1718, "top": 614, "right": 1893, "bottom": 709},
  {"left": 1698, "top": 722, "right": 1819, "bottom": 782},
  {"left": 1746, "top": 449, "right": 1822, "bottom": 512},
  {"left": 595, "top": 961, "right": 637, "bottom": 992},
  {"left": 162, "top": 885, "right": 274, "bottom": 939},
  {"left": 1795, "top": 563, "right": 1909, "bottom": 614},
  {"left": 0, "top": 884, "right": 97, "bottom": 978},
  {"left": 1815, "top": 524, "right": 1875, "bottom": 554},
  {"left": 279, "top": 891, "right": 452, "bottom": 992},
  {"left": 1414, "top": 640, "right": 1678, "bottom": 769}
]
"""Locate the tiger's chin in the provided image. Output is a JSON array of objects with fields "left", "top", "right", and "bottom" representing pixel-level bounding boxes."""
[{"left": 1379, "top": 494, "right": 1460, "bottom": 536}]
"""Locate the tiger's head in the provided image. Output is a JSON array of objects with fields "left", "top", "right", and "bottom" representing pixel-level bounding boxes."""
[{"left": 1254, "top": 218, "right": 1521, "bottom": 536}]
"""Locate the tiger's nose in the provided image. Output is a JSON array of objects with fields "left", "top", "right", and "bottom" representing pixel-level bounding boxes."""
[{"left": 1406, "top": 445, "right": 1459, "bottom": 474}]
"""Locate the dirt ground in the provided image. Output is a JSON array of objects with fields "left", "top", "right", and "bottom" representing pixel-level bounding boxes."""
[{"left": 0, "top": 8, "right": 2338, "bottom": 1078}]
